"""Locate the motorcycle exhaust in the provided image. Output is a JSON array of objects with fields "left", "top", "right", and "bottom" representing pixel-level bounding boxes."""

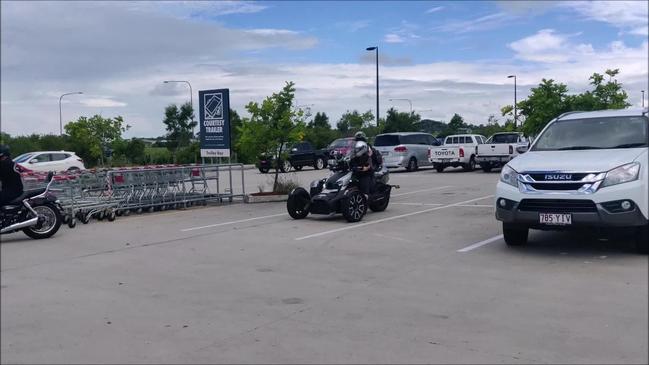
[{"left": 1, "top": 217, "right": 38, "bottom": 234}]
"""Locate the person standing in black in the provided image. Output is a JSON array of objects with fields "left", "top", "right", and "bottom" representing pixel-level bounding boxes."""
[{"left": 0, "top": 145, "right": 24, "bottom": 205}]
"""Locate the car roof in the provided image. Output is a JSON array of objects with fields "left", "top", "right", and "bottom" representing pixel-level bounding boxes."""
[
  {"left": 444, "top": 134, "right": 484, "bottom": 138},
  {"left": 29, "top": 151, "right": 75, "bottom": 154},
  {"left": 492, "top": 132, "right": 521, "bottom": 135},
  {"left": 558, "top": 108, "right": 648, "bottom": 121},
  {"left": 376, "top": 132, "right": 430, "bottom": 136}
]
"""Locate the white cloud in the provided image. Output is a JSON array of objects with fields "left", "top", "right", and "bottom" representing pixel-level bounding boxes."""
[
  {"left": 384, "top": 34, "right": 405, "bottom": 43},
  {"left": 508, "top": 29, "right": 603, "bottom": 63},
  {"left": 425, "top": 6, "right": 444, "bottom": 14},
  {"left": 561, "top": 1, "right": 648, "bottom": 36},
  {"left": 128, "top": 1, "right": 268, "bottom": 19},
  {"left": 79, "top": 98, "right": 127, "bottom": 108},
  {"left": 432, "top": 12, "right": 516, "bottom": 34},
  {"left": 0, "top": 2, "right": 647, "bottom": 137},
  {"left": 334, "top": 20, "right": 371, "bottom": 32}
]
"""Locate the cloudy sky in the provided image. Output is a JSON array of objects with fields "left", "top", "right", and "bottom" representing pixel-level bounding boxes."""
[{"left": 1, "top": 0, "right": 647, "bottom": 137}]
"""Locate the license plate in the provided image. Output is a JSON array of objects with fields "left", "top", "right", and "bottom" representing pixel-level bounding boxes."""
[
  {"left": 381, "top": 151, "right": 389, "bottom": 156},
  {"left": 539, "top": 213, "right": 572, "bottom": 225}
]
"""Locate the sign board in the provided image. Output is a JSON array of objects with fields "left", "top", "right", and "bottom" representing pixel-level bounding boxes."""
[{"left": 198, "top": 88, "right": 230, "bottom": 158}]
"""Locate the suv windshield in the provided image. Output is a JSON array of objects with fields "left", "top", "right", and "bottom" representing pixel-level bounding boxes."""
[
  {"left": 488, "top": 134, "right": 519, "bottom": 143},
  {"left": 14, "top": 153, "right": 34, "bottom": 163},
  {"left": 532, "top": 116, "right": 649, "bottom": 151},
  {"left": 374, "top": 135, "right": 401, "bottom": 147}
]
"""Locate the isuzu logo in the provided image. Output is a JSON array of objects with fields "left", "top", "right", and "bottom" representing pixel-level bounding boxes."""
[{"left": 544, "top": 174, "right": 572, "bottom": 180}]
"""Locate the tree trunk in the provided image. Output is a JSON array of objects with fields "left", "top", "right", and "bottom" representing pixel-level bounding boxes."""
[{"left": 273, "top": 143, "right": 284, "bottom": 192}]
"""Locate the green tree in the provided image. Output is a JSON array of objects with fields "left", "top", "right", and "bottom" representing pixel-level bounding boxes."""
[
  {"left": 444, "top": 113, "right": 466, "bottom": 135},
  {"left": 336, "top": 110, "right": 374, "bottom": 136},
  {"left": 230, "top": 109, "right": 243, "bottom": 161},
  {"left": 382, "top": 108, "right": 420, "bottom": 133},
  {"left": 237, "top": 82, "right": 305, "bottom": 191},
  {"left": 569, "top": 69, "right": 630, "bottom": 111},
  {"left": 516, "top": 79, "right": 571, "bottom": 136},
  {"left": 305, "top": 112, "right": 337, "bottom": 148},
  {"left": 163, "top": 102, "right": 196, "bottom": 162},
  {"left": 65, "top": 115, "right": 129, "bottom": 167},
  {"left": 508, "top": 69, "right": 631, "bottom": 137},
  {"left": 124, "top": 138, "right": 146, "bottom": 164}
]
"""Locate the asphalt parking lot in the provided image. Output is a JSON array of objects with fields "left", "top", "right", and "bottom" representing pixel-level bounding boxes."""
[{"left": 1, "top": 166, "right": 647, "bottom": 364}]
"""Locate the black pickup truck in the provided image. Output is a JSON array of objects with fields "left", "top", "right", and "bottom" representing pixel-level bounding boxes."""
[{"left": 258, "top": 141, "right": 329, "bottom": 173}]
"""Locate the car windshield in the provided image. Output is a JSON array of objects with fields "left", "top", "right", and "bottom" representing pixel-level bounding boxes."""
[
  {"left": 488, "top": 134, "right": 519, "bottom": 143},
  {"left": 374, "top": 135, "right": 401, "bottom": 147},
  {"left": 13, "top": 153, "right": 34, "bottom": 163},
  {"left": 531, "top": 116, "right": 649, "bottom": 151},
  {"left": 329, "top": 138, "right": 353, "bottom": 148}
]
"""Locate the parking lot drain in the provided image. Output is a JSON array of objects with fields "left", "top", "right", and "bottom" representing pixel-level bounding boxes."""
[
  {"left": 257, "top": 268, "right": 273, "bottom": 272},
  {"left": 282, "top": 297, "right": 303, "bottom": 305}
]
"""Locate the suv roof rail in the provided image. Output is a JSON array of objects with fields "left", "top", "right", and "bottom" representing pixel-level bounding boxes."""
[{"left": 556, "top": 110, "right": 584, "bottom": 120}]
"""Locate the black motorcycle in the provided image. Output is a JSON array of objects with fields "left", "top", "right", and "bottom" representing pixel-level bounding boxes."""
[
  {"left": 1, "top": 172, "right": 64, "bottom": 239},
  {"left": 287, "top": 153, "right": 397, "bottom": 222}
]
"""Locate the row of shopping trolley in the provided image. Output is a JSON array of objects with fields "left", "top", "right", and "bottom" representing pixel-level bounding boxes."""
[{"left": 21, "top": 164, "right": 246, "bottom": 227}]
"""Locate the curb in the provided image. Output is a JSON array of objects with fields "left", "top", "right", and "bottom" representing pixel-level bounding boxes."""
[{"left": 245, "top": 194, "right": 288, "bottom": 203}]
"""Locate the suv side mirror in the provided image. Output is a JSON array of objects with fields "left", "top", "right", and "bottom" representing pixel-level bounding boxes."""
[
  {"left": 516, "top": 145, "right": 529, "bottom": 154},
  {"left": 29, "top": 159, "right": 36, "bottom": 164}
]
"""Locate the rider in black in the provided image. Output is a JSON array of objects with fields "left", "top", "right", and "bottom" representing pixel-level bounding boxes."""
[
  {"left": 350, "top": 140, "right": 373, "bottom": 197},
  {"left": 354, "top": 131, "right": 382, "bottom": 171},
  {"left": 0, "top": 145, "right": 24, "bottom": 205}
]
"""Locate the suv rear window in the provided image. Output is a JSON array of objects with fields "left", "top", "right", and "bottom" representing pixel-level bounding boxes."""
[
  {"left": 490, "top": 134, "right": 520, "bottom": 143},
  {"left": 374, "top": 135, "right": 401, "bottom": 146}
]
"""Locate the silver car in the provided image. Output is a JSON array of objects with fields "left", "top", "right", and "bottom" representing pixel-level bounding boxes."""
[{"left": 373, "top": 132, "right": 441, "bottom": 171}]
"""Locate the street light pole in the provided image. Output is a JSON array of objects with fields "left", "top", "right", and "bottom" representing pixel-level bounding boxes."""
[
  {"left": 59, "top": 91, "right": 83, "bottom": 135},
  {"left": 163, "top": 80, "right": 194, "bottom": 135},
  {"left": 366, "top": 46, "right": 379, "bottom": 126},
  {"left": 389, "top": 98, "right": 413, "bottom": 114},
  {"left": 642, "top": 90, "right": 645, "bottom": 108},
  {"left": 507, "top": 75, "right": 517, "bottom": 128}
]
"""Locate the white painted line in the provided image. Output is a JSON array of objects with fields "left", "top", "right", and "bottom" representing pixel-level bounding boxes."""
[
  {"left": 457, "top": 235, "right": 503, "bottom": 252},
  {"left": 181, "top": 213, "right": 285, "bottom": 232},
  {"left": 295, "top": 195, "right": 494, "bottom": 241},
  {"left": 392, "top": 186, "right": 451, "bottom": 197},
  {"left": 391, "top": 202, "right": 444, "bottom": 206},
  {"left": 455, "top": 204, "right": 493, "bottom": 208}
]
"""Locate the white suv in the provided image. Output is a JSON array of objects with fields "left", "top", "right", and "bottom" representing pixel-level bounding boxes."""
[
  {"left": 495, "top": 108, "right": 648, "bottom": 253},
  {"left": 13, "top": 151, "right": 85, "bottom": 173}
]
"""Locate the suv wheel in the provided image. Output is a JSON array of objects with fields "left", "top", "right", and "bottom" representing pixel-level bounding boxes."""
[
  {"left": 463, "top": 157, "right": 476, "bottom": 172},
  {"left": 503, "top": 223, "right": 528, "bottom": 246},
  {"left": 406, "top": 157, "right": 418, "bottom": 172},
  {"left": 314, "top": 157, "right": 325, "bottom": 170},
  {"left": 481, "top": 163, "right": 492, "bottom": 173}
]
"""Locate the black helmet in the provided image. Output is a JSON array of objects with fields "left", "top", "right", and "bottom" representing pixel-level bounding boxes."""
[
  {"left": 354, "top": 131, "right": 367, "bottom": 142},
  {"left": 0, "top": 145, "right": 9, "bottom": 158}
]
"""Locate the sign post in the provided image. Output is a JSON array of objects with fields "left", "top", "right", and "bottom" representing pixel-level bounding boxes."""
[{"left": 199, "top": 89, "right": 231, "bottom": 159}]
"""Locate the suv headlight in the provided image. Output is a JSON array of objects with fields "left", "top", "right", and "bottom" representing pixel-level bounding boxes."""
[
  {"left": 601, "top": 162, "right": 640, "bottom": 188},
  {"left": 500, "top": 165, "right": 519, "bottom": 187}
]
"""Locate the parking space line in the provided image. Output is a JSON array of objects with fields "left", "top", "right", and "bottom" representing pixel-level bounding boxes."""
[
  {"left": 391, "top": 202, "right": 444, "bottom": 206},
  {"left": 454, "top": 204, "right": 492, "bottom": 208},
  {"left": 457, "top": 235, "right": 503, "bottom": 252},
  {"left": 181, "top": 213, "right": 285, "bottom": 232},
  {"left": 295, "top": 195, "right": 493, "bottom": 241},
  {"left": 392, "top": 186, "right": 451, "bottom": 197}
]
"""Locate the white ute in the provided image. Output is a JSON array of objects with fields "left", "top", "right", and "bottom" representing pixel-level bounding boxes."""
[
  {"left": 495, "top": 108, "right": 649, "bottom": 253},
  {"left": 429, "top": 134, "right": 486, "bottom": 172},
  {"left": 476, "top": 132, "right": 529, "bottom": 172}
]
